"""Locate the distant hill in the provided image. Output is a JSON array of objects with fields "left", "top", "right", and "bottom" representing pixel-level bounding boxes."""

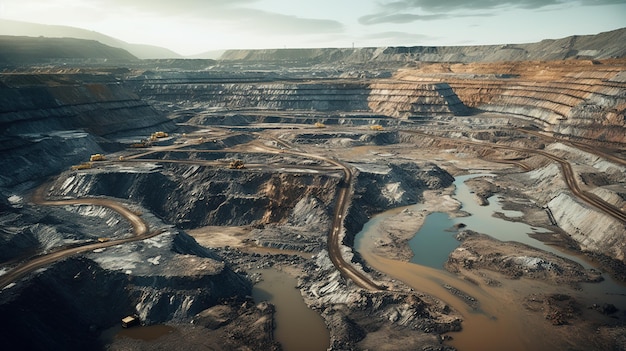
[
  {"left": 0, "top": 19, "right": 181, "bottom": 59},
  {"left": 220, "top": 27, "right": 626, "bottom": 63},
  {"left": 188, "top": 50, "right": 227, "bottom": 60},
  {"left": 0, "top": 36, "right": 137, "bottom": 65}
]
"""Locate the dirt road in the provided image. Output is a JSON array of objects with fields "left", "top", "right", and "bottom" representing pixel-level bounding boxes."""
[
  {"left": 256, "top": 140, "right": 384, "bottom": 291},
  {"left": 0, "top": 185, "right": 162, "bottom": 290},
  {"left": 403, "top": 130, "right": 626, "bottom": 224}
]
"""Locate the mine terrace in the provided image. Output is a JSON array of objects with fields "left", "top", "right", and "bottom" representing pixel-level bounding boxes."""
[{"left": 0, "top": 29, "right": 625, "bottom": 351}]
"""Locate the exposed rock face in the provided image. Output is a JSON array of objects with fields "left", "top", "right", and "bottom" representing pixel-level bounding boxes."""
[
  {"left": 345, "top": 161, "right": 454, "bottom": 244},
  {"left": 0, "top": 202, "right": 129, "bottom": 261},
  {"left": 509, "top": 141, "right": 626, "bottom": 262},
  {"left": 446, "top": 232, "right": 603, "bottom": 286},
  {"left": 301, "top": 251, "right": 460, "bottom": 350},
  {"left": 351, "top": 161, "right": 453, "bottom": 212},
  {"left": 396, "top": 59, "right": 626, "bottom": 144},
  {"left": 0, "top": 73, "right": 173, "bottom": 188},
  {"left": 47, "top": 163, "right": 340, "bottom": 230},
  {"left": 220, "top": 28, "right": 626, "bottom": 63},
  {"left": 0, "top": 130, "right": 103, "bottom": 189},
  {"left": 0, "top": 73, "right": 169, "bottom": 137},
  {"left": 91, "top": 231, "right": 251, "bottom": 324},
  {"left": 137, "top": 79, "right": 468, "bottom": 117},
  {"left": 548, "top": 193, "right": 626, "bottom": 262},
  {"left": 0, "top": 230, "right": 251, "bottom": 351},
  {"left": 1, "top": 27, "right": 624, "bottom": 351},
  {"left": 368, "top": 82, "right": 469, "bottom": 117},
  {"left": 253, "top": 196, "right": 333, "bottom": 252}
]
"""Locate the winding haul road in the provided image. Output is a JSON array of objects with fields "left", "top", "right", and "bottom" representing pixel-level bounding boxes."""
[
  {"left": 0, "top": 185, "right": 163, "bottom": 290},
  {"left": 3, "top": 125, "right": 623, "bottom": 292},
  {"left": 138, "top": 138, "right": 385, "bottom": 290},
  {"left": 1, "top": 136, "right": 384, "bottom": 293},
  {"left": 403, "top": 130, "right": 626, "bottom": 224},
  {"left": 255, "top": 140, "right": 385, "bottom": 290}
]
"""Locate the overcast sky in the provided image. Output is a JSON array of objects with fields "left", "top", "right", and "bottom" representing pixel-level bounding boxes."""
[{"left": 0, "top": 0, "right": 624, "bottom": 55}]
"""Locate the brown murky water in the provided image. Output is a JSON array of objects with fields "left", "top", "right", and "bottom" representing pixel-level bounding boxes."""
[
  {"left": 116, "top": 324, "right": 176, "bottom": 341},
  {"left": 100, "top": 323, "right": 176, "bottom": 345},
  {"left": 354, "top": 174, "right": 626, "bottom": 351},
  {"left": 252, "top": 268, "right": 330, "bottom": 351},
  {"left": 360, "top": 249, "right": 563, "bottom": 351}
]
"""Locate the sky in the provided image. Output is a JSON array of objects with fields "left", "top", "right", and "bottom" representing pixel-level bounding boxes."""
[{"left": 0, "top": 0, "right": 624, "bottom": 55}]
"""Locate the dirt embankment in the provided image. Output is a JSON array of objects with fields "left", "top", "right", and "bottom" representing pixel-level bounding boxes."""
[
  {"left": 106, "top": 300, "right": 280, "bottom": 351},
  {"left": 446, "top": 232, "right": 602, "bottom": 288},
  {"left": 396, "top": 58, "right": 626, "bottom": 145},
  {"left": 363, "top": 189, "right": 460, "bottom": 261}
]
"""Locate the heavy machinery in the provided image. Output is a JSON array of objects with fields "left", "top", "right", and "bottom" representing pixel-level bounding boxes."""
[
  {"left": 90, "top": 154, "right": 106, "bottom": 161},
  {"left": 314, "top": 122, "right": 326, "bottom": 128},
  {"left": 149, "top": 131, "right": 168, "bottom": 141},
  {"left": 369, "top": 125, "right": 384, "bottom": 131},
  {"left": 229, "top": 160, "right": 245, "bottom": 169},
  {"left": 130, "top": 140, "right": 150, "bottom": 148},
  {"left": 71, "top": 162, "right": 93, "bottom": 170},
  {"left": 121, "top": 315, "right": 140, "bottom": 328}
]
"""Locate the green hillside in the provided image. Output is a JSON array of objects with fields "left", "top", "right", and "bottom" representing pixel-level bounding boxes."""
[{"left": 0, "top": 36, "right": 138, "bottom": 65}]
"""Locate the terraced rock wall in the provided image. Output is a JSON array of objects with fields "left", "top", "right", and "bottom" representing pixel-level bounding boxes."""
[
  {"left": 220, "top": 28, "right": 626, "bottom": 63},
  {"left": 0, "top": 73, "right": 173, "bottom": 188},
  {"left": 397, "top": 59, "right": 626, "bottom": 145},
  {"left": 0, "top": 235, "right": 251, "bottom": 351},
  {"left": 0, "top": 73, "right": 169, "bottom": 137},
  {"left": 138, "top": 80, "right": 468, "bottom": 118},
  {"left": 48, "top": 164, "right": 340, "bottom": 229}
]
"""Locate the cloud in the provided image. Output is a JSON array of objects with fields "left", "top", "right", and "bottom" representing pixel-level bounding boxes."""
[
  {"left": 223, "top": 8, "right": 344, "bottom": 35},
  {"left": 94, "top": 0, "right": 344, "bottom": 35},
  {"left": 359, "top": 13, "right": 447, "bottom": 25},
  {"left": 387, "top": 0, "right": 625, "bottom": 12},
  {"left": 358, "top": 0, "right": 621, "bottom": 26},
  {"left": 97, "top": 0, "right": 258, "bottom": 15},
  {"left": 373, "top": 0, "right": 564, "bottom": 13},
  {"left": 580, "top": 0, "right": 626, "bottom": 5}
]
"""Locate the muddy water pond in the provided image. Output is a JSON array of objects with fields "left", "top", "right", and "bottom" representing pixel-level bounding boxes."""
[
  {"left": 355, "top": 173, "right": 626, "bottom": 351},
  {"left": 409, "top": 174, "right": 588, "bottom": 269},
  {"left": 101, "top": 323, "right": 176, "bottom": 345},
  {"left": 252, "top": 268, "right": 330, "bottom": 351},
  {"left": 115, "top": 324, "right": 175, "bottom": 341}
]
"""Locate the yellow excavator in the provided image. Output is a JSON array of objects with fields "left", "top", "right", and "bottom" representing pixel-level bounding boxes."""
[
  {"left": 229, "top": 160, "right": 245, "bottom": 169},
  {"left": 90, "top": 154, "right": 106, "bottom": 161},
  {"left": 71, "top": 162, "right": 93, "bottom": 170},
  {"left": 149, "top": 131, "right": 168, "bottom": 141}
]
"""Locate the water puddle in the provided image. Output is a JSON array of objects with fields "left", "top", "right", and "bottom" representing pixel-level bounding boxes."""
[
  {"left": 354, "top": 173, "right": 626, "bottom": 350},
  {"left": 116, "top": 324, "right": 175, "bottom": 341},
  {"left": 252, "top": 268, "right": 330, "bottom": 351},
  {"left": 408, "top": 212, "right": 460, "bottom": 269},
  {"left": 452, "top": 175, "right": 583, "bottom": 264},
  {"left": 100, "top": 323, "right": 176, "bottom": 345}
]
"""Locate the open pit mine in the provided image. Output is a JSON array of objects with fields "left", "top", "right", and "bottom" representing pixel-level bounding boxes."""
[{"left": 1, "top": 28, "right": 626, "bottom": 351}]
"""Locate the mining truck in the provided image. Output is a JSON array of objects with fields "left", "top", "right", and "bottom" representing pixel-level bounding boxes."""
[
  {"left": 71, "top": 162, "right": 93, "bottom": 170},
  {"left": 229, "top": 160, "right": 245, "bottom": 169},
  {"left": 150, "top": 131, "right": 168, "bottom": 141},
  {"left": 314, "top": 122, "right": 326, "bottom": 128},
  {"left": 369, "top": 125, "right": 384, "bottom": 131},
  {"left": 121, "top": 315, "right": 140, "bottom": 328},
  {"left": 130, "top": 140, "right": 151, "bottom": 148},
  {"left": 90, "top": 154, "right": 106, "bottom": 161}
]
